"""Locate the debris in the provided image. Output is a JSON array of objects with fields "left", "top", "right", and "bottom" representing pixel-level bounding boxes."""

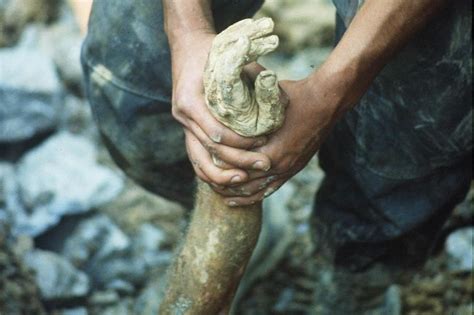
[{"left": 24, "top": 249, "right": 90, "bottom": 300}]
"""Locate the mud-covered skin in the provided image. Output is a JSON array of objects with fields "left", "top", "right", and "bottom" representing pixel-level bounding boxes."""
[
  {"left": 160, "top": 180, "right": 262, "bottom": 315},
  {"left": 160, "top": 19, "right": 287, "bottom": 313},
  {"left": 204, "top": 18, "right": 286, "bottom": 137},
  {"left": 0, "top": 226, "right": 45, "bottom": 315}
]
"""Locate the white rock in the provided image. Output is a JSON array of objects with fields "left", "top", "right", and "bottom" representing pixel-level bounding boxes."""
[
  {"left": 15, "top": 132, "right": 124, "bottom": 236},
  {"left": 24, "top": 249, "right": 90, "bottom": 300},
  {"left": 61, "top": 215, "right": 130, "bottom": 267},
  {"left": 0, "top": 48, "right": 62, "bottom": 142},
  {"left": 58, "top": 308, "right": 88, "bottom": 315},
  {"left": 446, "top": 227, "right": 474, "bottom": 272}
]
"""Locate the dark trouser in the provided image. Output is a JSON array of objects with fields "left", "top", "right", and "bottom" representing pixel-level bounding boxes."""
[
  {"left": 82, "top": 0, "right": 472, "bottom": 312},
  {"left": 82, "top": 0, "right": 264, "bottom": 209}
]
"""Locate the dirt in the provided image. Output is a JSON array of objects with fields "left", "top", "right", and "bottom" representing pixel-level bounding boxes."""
[{"left": 0, "top": 225, "right": 45, "bottom": 315}]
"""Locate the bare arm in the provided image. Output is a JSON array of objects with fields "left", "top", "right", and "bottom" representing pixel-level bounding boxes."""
[
  {"left": 161, "top": 0, "right": 273, "bottom": 187},
  {"left": 312, "top": 0, "right": 448, "bottom": 114},
  {"left": 222, "top": 0, "right": 451, "bottom": 205}
]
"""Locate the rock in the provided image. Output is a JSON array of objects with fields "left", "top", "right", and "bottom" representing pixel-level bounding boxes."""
[
  {"left": 62, "top": 215, "right": 130, "bottom": 267},
  {"left": 0, "top": 224, "right": 46, "bottom": 315},
  {"left": 0, "top": 0, "right": 59, "bottom": 47},
  {"left": 23, "top": 249, "right": 90, "bottom": 300},
  {"left": 0, "top": 163, "right": 15, "bottom": 209},
  {"left": 445, "top": 227, "right": 474, "bottom": 272},
  {"left": 14, "top": 132, "right": 124, "bottom": 236},
  {"left": 60, "top": 95, "right": 94, "bottom": 134},
  {"left": 0, "top": 47, "right": 62, "bottom": 143},
  {"left": 260, "top": 46, "right": 332, "bottom": 81},
  {"left": 105, "top": 279, "right": 135, "bottom": 295},
  {"left": 257, "top": 0, "right": 335, "bottom": 52},
  {"left": 454, "top": 303, "right": 473, "bottom": 315},
  {"left": 61, "top": 214, "right": 170, "bottom": 291},
  {"left": 384, "top": 285, "right": 402, "bottom": 315},
  {"left": 0, "top": 162, "right": 25, "bottom": 231},
  {"left": 61, "top": 214, "right": 131, "bottom": 286},
  {"left": 90, "top": 298, "right": 133, "bottom": 315},
  {"left": 133, "top": 223, "right": 167, "bottom": 265},
  {"left": 88, "top": 290, "right": 120, "bottom": 306},
  {"left": 58, "top": 307, "right": 88, "bottom": 315},
  {"left": 134, "top": 279, "right": 166, "bottom": 315},
  {"left": 37, "top": 18, "right": 83, "bottom": 90},
  {"left": 100, "top": 180, "right": 185, "bottom": 246},
  {"left": 232, "top": 182, "right": 296, "bottom": 309}
]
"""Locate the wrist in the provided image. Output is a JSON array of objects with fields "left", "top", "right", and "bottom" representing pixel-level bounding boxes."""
[
  {"left": 163, "top": 0, "right": 215, "bottom": 49},
  {"left": 167, "top": 28, "right": 216, "bottom": 50},
  {"left": 169, "top": 32, "right": 215, "bottom": 81}
]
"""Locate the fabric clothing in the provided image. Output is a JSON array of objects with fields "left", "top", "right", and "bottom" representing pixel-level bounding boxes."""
[
  {"left": 82, "top": 0, "right": 264, "bottom": 208},
  {"left": 313, "top": 2, "right": 472, "bottom": 272},
  {"left": 82, "top": 0, "right": 472, "bottom": 284}
]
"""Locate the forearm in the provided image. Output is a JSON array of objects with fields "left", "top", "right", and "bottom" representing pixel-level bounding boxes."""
[
  {"left": 311, "top": 0, "right": 448, "bottom": 115},
  {"left": 162, "top": 0, "right": 215, "bottom": 48}
]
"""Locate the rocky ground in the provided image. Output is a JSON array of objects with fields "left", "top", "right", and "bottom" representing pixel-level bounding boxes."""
[{"left": 0, "top": 0, "right": 472, "bottom": 314}]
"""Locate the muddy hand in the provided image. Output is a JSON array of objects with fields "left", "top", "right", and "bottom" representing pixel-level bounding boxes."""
[{"left": 203, "top": 17, "right": 287, "bottom": 137}]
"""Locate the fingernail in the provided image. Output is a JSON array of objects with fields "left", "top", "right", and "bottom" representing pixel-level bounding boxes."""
[
  {"left": 252, "top": 160, "right": 269, "bottom": 171},
  {"left": 254, "top": 138, "right": 266, "bottom": 147},
  {"left": 210, "top": 134, "right": 222, "bottom": 143},
  {"left": 264, "top": 187, "right": 275, "bottom": 197},
  {"left": 257, "top": 17, "right": 273, "bottom": 29},
  {"left": 228, "top": 201, "right": 238, "bottom": 207},
  {"left": 261, "top": 74, "right": 276, "bottom": 88},
  {"left": 211, "top": 183, "right": 224, "bottom": 190},
  {"left": 231, "top": 175, "right": 242, "bottom": 184}
]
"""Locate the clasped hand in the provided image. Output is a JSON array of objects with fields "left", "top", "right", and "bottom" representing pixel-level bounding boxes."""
[{"left": 170, "top": 20, "right": 336, "bottom": 207}]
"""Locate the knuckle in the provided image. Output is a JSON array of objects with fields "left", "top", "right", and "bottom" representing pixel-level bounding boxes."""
[
  {"left": 174, "top": 95, "right": 193, "bottom": 113},
  {"left": 276, "top": 158, "right": 292, "bottom": 172},
  {"left": 171, "top": 106, "right": 181, "bottom": 120},
  {"left": 208, "top": 128, "right": 223, "bottom": 143},
  {"left": 203, "top": 140, "right": 217, "bottom": 153},
  {"left": 210, "top": 173, "right": 228, "bottom": 186}
]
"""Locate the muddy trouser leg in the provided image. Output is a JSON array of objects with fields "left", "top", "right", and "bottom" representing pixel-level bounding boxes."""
[
  {"left": 311, "top": 121, "right": 472, "bottom": 315},
  {"left": 308, "top": 9, "right": 473, "bottom": 314},
  {"left": 81, "top": 0, "right": 264, "bottom": 209}
]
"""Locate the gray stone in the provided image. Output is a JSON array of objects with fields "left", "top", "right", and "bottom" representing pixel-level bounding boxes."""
[
  {"left": 0, "top": 47, "right": 62, "bottom": 142},
  {"left": 445, "top": 227, "right": 474, "bottom": 272},
  {"left": 0, "top": 163, "right": 15, "bottom": 209},
  {"left": 24, "top": 249, "right": 90, "bottom": 300},
  {"left": 61, "top": 214, "right": 171, "bottom": 291},
  {"left": 454, "top": 303, "right": 473, "bottom": 315},
  {"left": 134, "top": 279, "right": 166, "bottom": 315},
  {"left": 88, "top": 290, "right": 119, "bottom": 306},
  {"left": 14, "top": 132, "right": 124, "bottom": 236},
  {"left": 0, "top": 163, "right": 24, "bottom": 230},
  {"left": 58, "top": 308, "right": 88, "bottom": 315},
  {"left": 37, "top": 20, "right": 83, "bottom": 88},
  {"left": 105, "top": 279, "right": 135, "bottom": 295},
  {"left": 60, "top": 95, "right": 94, "bottom": 134},
  {"left": 62, "top": 215, "right": 130, "bottom": 268},
  {"left": 0, "top": 0, "right": 59, "bottom": 47},
  {"left": 232, "top": 182, "right": 296, "bottom": 310},
  {"left": 132, "top": 223, "right": 167, "bottom": 266},
  {"left": 92, "top": 298, "right": 133, "bottom": 315},
  {"left": 383, "top": 285, "right": 402, "bottom": 315}
]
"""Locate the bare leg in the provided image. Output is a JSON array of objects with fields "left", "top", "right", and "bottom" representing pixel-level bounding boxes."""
[{"left": 160, "top": 179, "right": 262, "bottom": 315}]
